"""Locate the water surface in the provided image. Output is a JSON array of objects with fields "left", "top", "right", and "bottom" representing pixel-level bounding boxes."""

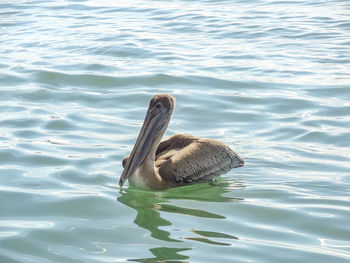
[{"left": 1, "top": 0, "right": 350, "bottom": 262}]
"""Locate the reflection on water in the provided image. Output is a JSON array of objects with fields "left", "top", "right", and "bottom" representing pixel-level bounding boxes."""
[
  {"left": 186, "top": 230, "right": 238, "bottom": 246},
  {"left": 117, "top": 181, "right": 242, "bottom": 261},
  {"left": 118, "top": 188, "right": 179, "bottom": 243},
  {"left": 130, "top": 247, "right": 191, "bottom": 263}
]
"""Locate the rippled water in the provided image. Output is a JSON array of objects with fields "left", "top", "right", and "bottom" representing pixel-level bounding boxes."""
[{"left": 1, "top": 0, "right": 350, "bottom": 262}]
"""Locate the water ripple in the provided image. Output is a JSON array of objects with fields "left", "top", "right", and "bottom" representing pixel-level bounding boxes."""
[{"left": 1, "top": 0, "right": 350, "bottom": 262}]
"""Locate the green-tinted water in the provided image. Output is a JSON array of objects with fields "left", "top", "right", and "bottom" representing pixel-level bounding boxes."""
[{"left": 1, "top": 0, "right": 350, "bottom": 262}]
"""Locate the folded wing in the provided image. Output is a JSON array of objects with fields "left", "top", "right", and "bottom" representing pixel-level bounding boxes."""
[{"left": 156, "top": 136, "right": 244, "bottom": 185}]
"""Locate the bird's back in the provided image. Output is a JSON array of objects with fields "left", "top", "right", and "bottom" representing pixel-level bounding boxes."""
[{"left": 155, "top": 134, "right": 244, "bottom": 186}]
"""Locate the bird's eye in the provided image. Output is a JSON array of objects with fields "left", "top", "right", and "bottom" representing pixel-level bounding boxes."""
[{"left": 156, "top": 103, "right": 162, "bottom": 108}]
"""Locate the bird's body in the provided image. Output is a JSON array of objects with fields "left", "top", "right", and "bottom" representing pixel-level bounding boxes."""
[{"left": 119, "top": 94, "right": 244, "bottom": 190}]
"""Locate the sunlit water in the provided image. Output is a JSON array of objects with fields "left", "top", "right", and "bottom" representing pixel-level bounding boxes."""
[{"left": 1, "top": 0, "right": 350, "bottom": 262}]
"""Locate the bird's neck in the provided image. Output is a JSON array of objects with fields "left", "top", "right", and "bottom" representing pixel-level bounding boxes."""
[{"left": 129, "top": 133, "right": 166, "bottom": 190}]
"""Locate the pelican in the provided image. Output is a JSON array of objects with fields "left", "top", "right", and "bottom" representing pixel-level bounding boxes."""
[{"left": 119, "top": 94, "right": 244, "bottom": 190}]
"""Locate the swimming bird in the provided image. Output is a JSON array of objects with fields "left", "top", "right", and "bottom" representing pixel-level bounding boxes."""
[{"left": 119, "top": 94, "right": 244, "bottom": 190}]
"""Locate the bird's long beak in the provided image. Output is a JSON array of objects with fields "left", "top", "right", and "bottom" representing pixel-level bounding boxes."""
[{"left": 119, "top": 106, "right": 168, "bottom": 187}]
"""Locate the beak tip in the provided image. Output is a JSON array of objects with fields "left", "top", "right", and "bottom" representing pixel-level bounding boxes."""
[{"left": 119, "top": 179, "right": 124, "bottom": 188}]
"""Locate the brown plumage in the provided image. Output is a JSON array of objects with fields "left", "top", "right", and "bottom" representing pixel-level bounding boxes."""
[{"left": 119, "top": 94, "right": 244, "bottom": 190}]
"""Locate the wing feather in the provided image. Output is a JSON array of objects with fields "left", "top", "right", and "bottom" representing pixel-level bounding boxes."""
[{"left": 158, "top": 138, "right": 244, "bottom": 185}]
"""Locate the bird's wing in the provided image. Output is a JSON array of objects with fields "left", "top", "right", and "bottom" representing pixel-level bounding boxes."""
[
  {"left": 157, "top": 138, "right": 244, "bottom": 185},
  {"left": 156, "top": 134, "right": 198, "bottom": 156}
]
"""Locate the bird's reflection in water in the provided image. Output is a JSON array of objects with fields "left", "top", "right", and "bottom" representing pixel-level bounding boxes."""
[{"left": 117, "top": 179, "right": 243, "bottom": 262}]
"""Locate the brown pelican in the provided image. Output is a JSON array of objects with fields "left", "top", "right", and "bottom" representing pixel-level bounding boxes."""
[{"left": 119, "top": 94, "right": 244, "bottom": 190}]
